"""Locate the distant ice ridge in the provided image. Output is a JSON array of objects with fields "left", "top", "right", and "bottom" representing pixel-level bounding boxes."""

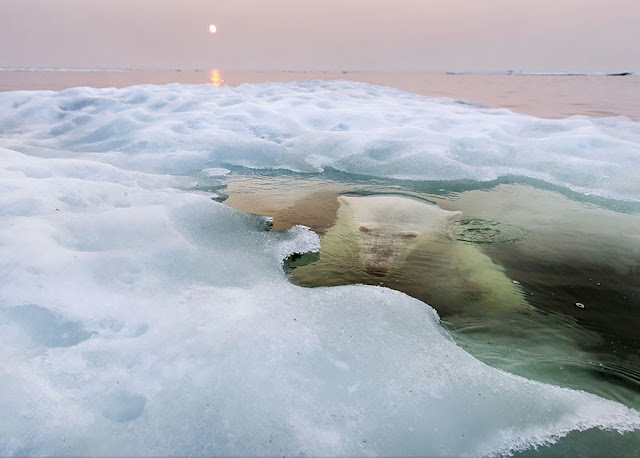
[
  {"left": 0, "top": 81, "right": 639, "bottom": 202},
  {"left": 446, "top": 70, "right": 635, "bottom": 76},
  {"left": 1, "top": 81, "right": 640, "bottom": 455}
]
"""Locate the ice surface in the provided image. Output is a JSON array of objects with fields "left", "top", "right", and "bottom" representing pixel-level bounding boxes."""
[
  {"left": 0, "top": 81, "right": 639, "bottom": 201},
  {"left": 1, "top": 82, "right": 640, "bottom": 456}
]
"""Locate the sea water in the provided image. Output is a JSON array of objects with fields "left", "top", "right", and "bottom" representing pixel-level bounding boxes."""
[
  {"left": 225, "top": 170, "right": 640, "bottom": 405},
  {"left": 1, "top": 80, "right": 639, "bottom": 456}
]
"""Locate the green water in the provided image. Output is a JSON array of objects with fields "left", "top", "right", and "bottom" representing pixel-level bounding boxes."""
[{"left": 221, "top": 169, "right": 640, "bottom": 455}]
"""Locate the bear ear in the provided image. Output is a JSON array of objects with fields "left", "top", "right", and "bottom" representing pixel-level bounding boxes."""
[{"left": 338, "top": 195, "right": 351, "bottom": 206}]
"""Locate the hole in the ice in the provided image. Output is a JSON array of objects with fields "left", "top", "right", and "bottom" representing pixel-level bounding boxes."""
[{"left": 282, "top": 251, "right": 320, "bottom": 275}]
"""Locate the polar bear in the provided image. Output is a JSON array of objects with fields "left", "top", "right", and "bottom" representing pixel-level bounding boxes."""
[{"left": 288, "top": 194, "right": 528, "bottom": 312}]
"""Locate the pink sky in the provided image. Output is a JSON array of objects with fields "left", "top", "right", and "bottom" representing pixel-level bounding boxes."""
[{"left": 1, "top": 0, "right": 638, "bottom": 72}]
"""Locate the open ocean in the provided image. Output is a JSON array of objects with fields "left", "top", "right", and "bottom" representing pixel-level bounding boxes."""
[{"left": 0, "top": 69, "right": 639, "bottom": 456}]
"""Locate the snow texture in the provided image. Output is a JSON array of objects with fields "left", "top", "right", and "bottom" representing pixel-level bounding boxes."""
[
  {"left": 1, "top": 81, "right": 639, "bottom": 456},
  {"left": 0, "top": 81, "right": 639, "bottom": 201}
]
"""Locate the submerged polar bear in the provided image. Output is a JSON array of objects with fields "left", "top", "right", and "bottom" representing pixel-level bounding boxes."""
[
  {"left": 337, "top": 194, "right": 460, "bottom": 277},
  {"left": 290, "top": 194, "right": 528, "bottom": 312}
]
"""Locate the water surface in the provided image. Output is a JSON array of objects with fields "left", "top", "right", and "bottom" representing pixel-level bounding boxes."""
[{"left": 223, "top": 169, "right": 640, "bottom": 420}]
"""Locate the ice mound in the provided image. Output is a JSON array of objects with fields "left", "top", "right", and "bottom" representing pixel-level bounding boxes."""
[
  {"left": 0, "top": 80, "right": 639, "bottom": 201},
  {"left": 1, "top": 142, "right": 640, "bottom": 456}
]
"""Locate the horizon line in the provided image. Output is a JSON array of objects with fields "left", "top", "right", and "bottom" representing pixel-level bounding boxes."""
[{"left": 0, "top": 67, "right": 635, "bottom": 76}]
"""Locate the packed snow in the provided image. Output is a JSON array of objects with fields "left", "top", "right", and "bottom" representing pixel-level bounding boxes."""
[
  {"left": 0, "top": 81, "right": 639, "bottom": 201},
  {"left": 1, "top": 81, "right": 640, "bottom": 456}
]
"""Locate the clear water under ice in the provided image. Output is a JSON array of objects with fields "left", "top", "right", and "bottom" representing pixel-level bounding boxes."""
[
  {"left": 1, "top": 81, "right": 639, "bottom": 456},
  {"left": 225, "top": 169, "right": 640, "bottom": 456}
]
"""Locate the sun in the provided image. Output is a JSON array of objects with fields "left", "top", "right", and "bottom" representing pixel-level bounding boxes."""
[{"left": 208, "top": 24, "right": 217, "bottom": 34}]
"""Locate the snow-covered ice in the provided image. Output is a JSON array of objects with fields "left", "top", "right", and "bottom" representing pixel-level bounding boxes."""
[
  {"left": 1, "top": 81, "right": 639, "bottom": 201},
  {"left": 1, "top": 81, "right": 639, "bottom": 456}
]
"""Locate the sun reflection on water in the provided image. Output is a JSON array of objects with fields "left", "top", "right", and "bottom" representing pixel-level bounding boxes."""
[{"left": 209, "top": 69, "right": 223, "bottom": 86}]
